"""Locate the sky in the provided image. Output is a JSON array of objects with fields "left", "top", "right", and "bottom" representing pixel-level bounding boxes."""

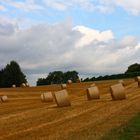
[{"left": 0, "top": 0, "right": 140, "bottom": 85}]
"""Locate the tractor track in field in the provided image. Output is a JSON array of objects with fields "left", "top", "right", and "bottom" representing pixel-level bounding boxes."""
[
  {"left": 0, "top": 79, "right": 140, "bottom": 140},
  {"left": 1, "top": 90, "right": 140, "bottom": 140}
]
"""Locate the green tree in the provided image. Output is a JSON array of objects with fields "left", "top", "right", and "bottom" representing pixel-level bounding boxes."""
[
  {"left": 125, "top": 63, "right": 140, "bottom": 73},
  {"left": 63, "top": 71, "right": 79, "bottom": 83},
  {"left": 0, "top": 61, "right": 27, "bottom": 87},
  {"left": 36, "top": 70, "right": 79, "bottom": 86},
  {"left": 46, "top": 71, "right": 64, "bottom": 84},
  {"left": 37, "top": 78, "right": 47, "bottom": 86}
]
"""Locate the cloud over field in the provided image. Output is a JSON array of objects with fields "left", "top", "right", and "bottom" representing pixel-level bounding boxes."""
[{"left": 0, "top": 18, "right": 140, "bottom": 85}]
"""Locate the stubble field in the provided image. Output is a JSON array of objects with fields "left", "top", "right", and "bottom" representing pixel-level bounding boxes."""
[{"left": 0, "top": 79, "right": 140, "bottom": 140}]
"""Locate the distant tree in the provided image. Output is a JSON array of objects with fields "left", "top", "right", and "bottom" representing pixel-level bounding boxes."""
[
  {"left": 125, "top": 63, "right": 140, "bottom": 73},
  {"left": 0, "top": 69, "right": 5, "bottom": 87},
  {"left": 36, "top": 70, "right": 79, "bottom": 86},
  {"left": 37, "top": 78, "right": 47, "bottom": 86},
  {"left": 63, "top": 71, "right": 79, "bottom": 83},
  {"left": 46, "top": 71, "right": 64, "bottom": 84},
  {"left": 0, "top": 61, "right": 27, "bottom": 87},
  {"left": 83, "top": 77, "right": 90, "bottom": 82}
]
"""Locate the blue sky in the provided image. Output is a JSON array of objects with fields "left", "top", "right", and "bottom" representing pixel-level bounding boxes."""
[{"left": 0, "top": 0, "right": 140, "bottom": 85}]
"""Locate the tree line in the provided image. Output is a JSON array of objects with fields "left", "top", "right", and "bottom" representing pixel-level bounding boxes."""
[
  {"left": 83, "top": 63, "right": 140, "bottom": 82},
  {"left": 0, "top": 60, "right": 140, "bottom": 88},
  {"left": 0, "top": 61, "right": 27, "bottom": 88},
  {"left": 37, "top": 71, "right": 79, "bottom": 86}
]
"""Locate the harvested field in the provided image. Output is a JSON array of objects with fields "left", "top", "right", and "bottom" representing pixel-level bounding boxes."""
[{"left": 0, "top": 78, "right": 140, "bottom": 140}]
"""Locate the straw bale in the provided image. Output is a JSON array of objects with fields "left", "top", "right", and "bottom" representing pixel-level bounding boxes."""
[
  {"left": 118, "top": 80, "right": 125, "bottom": 86},
  {"left": 26, "top": 83, "right": 30, "bottom": 87},
  {"left": 87, "top": 86, "right": 100, "bottom": 100},
  {"left": 110, "top": 83, "right": 126, "bottom": 100},
  {"left": 21, "top": 83, "right": 26, "bottom": 87},
  {"left": 134, "top": 76, "right": 140, "bottom": 87},
  {"left": 61, "top": 84, "right": 67, "bottom": 89},
  {"left": 135, "top": 76, "right": 140, "bottom": 82},
  {"left": 67, "top": 80, "right": 72, "bottom": 84},
  {"left": 12, "top": 84, "right": 16, "bottom": 88},
  {"left": 54, "top": 89, "right": 71, "bottom": 107},
  {"left": 1, "top": 96, "right": 8, "bottom": 102},
  {"left": 41, "top": 92, "right": 53, "bottom": 102}
]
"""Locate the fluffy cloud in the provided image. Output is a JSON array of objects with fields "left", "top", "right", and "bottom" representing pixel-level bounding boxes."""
[
  {"left": 73, "top": 26, "right": 114, "bottom": 48},
  {"left": 0, "top": 19, "right": 140, "bottom": 85},
  {"left": 115, "top": 0, "right": 140, "bottom": 15}
]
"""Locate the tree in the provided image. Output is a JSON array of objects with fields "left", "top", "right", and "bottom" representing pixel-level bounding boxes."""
[
  {"left": 0, "top": 61, "right": 27, "bottom": 87},
  {"left": 0, "top": 69, "right": 5, "bottom": 87},
  {"left": 125, "top": 63, "right": 140, "bottom": 73},
  {"left": 36, "top": 70, "right": 79, "bottom": 86},
  {"left": 46, "top": 71, "right": 64, "bottom": 84},
  {"left": 37, "top": 78, "right": 47, "bottom": 86},
  {"left": 63, "top": 71, "right": 79, "bottom": 83}
]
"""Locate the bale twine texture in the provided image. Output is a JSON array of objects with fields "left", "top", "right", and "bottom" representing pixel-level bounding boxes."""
[
  {"left": 54, "top": 89, "right": 71, "bottom": 107},
  {"left": 110, "top": 83, "right": 126, "bottom": 100},
  {"left": 87, "top": 86, "right": 100, "bottom": 100},
  {"left": 41, "top": 92, "right": 53, "bottom": 102}
]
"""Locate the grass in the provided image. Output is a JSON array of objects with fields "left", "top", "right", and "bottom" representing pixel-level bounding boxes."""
[{"left": 102, "top": 112, "right": 140, "bottom": 140}]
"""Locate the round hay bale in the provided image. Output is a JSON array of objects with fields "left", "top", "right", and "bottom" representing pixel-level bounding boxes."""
[
  {"left": 12, "top": 84, "right": 16, "bottom": 88},
  {"left": 67, "top": 80, "right": 72, "bottom": 84},
  {"left": 110, "top": 83, "right": 126, "bottom": 100},
  {"left": 135, "top": 76, "right": 140, "bottom": 82},
  {"left": 26, "top": 83, "right": 30, "bottom": 87},
  {"left": 54, "top": 89, "right": 71, "bottom": 107},
  {"left": 41, "top": 92, "right": 53, "bottom": 102},
  {"left": 1, "top": 96, "right": 8, "bottom": 102},
  {"left": 135, "top": 76, "right": 140, "bottom": 87},
  {"left": 61, "top": 84, "right": 67, "bottom": 89},
  {"left": 90, "top": 83, "right": 96, "bottom": 87},
  {"left": 21, "top": 83, "right": 26, "bottom": 88},
  {"left": 118, "top": 80, "right": 125, "bottom": 86},
  {"left": 87, "top": 86, "right": 100, "bottom": 100}
]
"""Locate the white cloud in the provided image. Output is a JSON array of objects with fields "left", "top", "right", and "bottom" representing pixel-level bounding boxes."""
[
  {"left": 96, "top": 0, "right": 140, "bottom": 15},
  {"left": 116, "top": 0, "right": 140, "bottom": 15},
  {"left": 0, "top": 18, "right": 139, "bottom": 85},
  {"left": 73, "top": 25, "right": 114, "bottom": 48}
]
